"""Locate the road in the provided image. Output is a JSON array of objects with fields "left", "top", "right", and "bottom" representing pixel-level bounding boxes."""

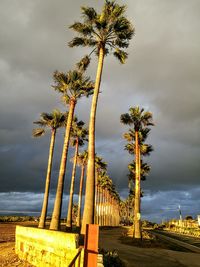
[
  {"left": 152, "top": 230, "right": 200, "bottom": 252},
  {"left": 99, "top": 227, "right": 200, "bottom": 267}
]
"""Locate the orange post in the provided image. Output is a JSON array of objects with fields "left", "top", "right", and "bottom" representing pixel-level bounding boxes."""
[{"left": 84, "top": 224, "right": 99, "bottom": 267}]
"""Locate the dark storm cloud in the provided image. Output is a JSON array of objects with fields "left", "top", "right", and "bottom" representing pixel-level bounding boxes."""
[
  {"left": 0, "top": 192, "right": 79, "bottom": 217},
  {"left": 0, "top": 0, "right": 200, "bottom": 220},
  {"left": 142, "top": 187, "right": 200, "bottom": 222}
]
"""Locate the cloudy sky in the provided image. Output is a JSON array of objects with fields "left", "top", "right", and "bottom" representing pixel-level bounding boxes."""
[{"left": 0, "top": 0, "right": 200, "bottom": 222}]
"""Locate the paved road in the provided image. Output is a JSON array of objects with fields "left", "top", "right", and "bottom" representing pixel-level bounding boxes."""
[
  {"left": 99, "top": 227, "right": 200, "bottom": 267},
  {"left": 155, "top": 230, "right": 200, "bottom": 247}
]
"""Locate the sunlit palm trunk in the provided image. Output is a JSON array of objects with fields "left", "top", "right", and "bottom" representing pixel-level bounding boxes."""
[
  {"left": 81, "top": 48, "right": 105, "bottom": 234},
  {"left": 104, "top": 189, "right": 107, "bottom": 226},
  {"left": 108, "top": 193, "right": 110, "bottom": 226},
  {"left": 105, "top": 190, "right": 108, "bottom": 226},
  {"left": 99, "top": 186, "right": 103, "bottom": 226},
  {"left": 97, "top": 185, "right": 100, "bottom": 225},
  {"left": 94, "top": 169, "right": 98, "bottom": 224},
  {"left": 50, "top": 99, "right": 76, "bottom": 230},
  {"left": 38, "top": 129, "right": 56, "bottom": 229},
  {"left": 134, "top": 131, "right": 141, "bottom": 239},
  {"left": 110, "top": 196, "right": 112, "bottom": 226},
  {"left": 66, "top": 137, "right": 79, "bottom": 228},
  {"left": 95, "top": 184, "right": 100, "bottom": 225},
  {"left": 77, "top": 164, "right": 85, "bottom": 228}
]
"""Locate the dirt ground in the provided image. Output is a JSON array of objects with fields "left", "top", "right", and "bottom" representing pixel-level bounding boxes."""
[
  {"left": 1, "top": 223, "right": 200, "bottom": 267},
  {"left": 0, "top": 222, "right": 35, "bottom": 267}
]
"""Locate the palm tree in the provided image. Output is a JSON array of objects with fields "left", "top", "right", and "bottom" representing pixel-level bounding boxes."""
[
  {"left": 126, "top": 189, "right": 135, "bottom": 225},
  {"left": 32, "top": 109, "right": 67, "bottom": 229},
  {"left": 66, "top": 119, "right": 88, "bottom": 229},
  {"left": 69, "top": 1, "right": 134, "bottom": 234},
  {"left": 128, "top": 161, "right": 151, "bottom": 182},
  {"left": 49, "top": 61, "right": 94, "bottom": 230},
  {"left": 121, "top": 106, "right": 154, "bottom": 239},
  {"left": 97, "top": 171, "right": 113, "bottom": 226},
  {"left": 94, "top": 156, "right": 107, "bottom": 224},
  {"left": 76, "top": 150, "right": 88, "bottom": 227}
]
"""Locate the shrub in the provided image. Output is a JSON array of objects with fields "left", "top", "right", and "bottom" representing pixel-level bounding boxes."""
[{"left": 100, "top": 249, "right": 126, "bottom": 267}]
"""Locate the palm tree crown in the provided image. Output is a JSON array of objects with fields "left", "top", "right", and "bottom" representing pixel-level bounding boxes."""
[
  {"left": 77, "top": 150, "right": 88, "bottom": 167},
  {"left": 53, "top": 69, "right": 94, "bottom": 104},
  {"left": 69, "top": 0, "right": 134, "bottom": 63},
  {"left": 120, "top": 106, "right": 154, "bottom": 131},
  {"left": 33, "top": 109, "right": 67, "bottom": 136},
  {"left": 70, "top": 118, "right": 88, "bottom": 147},
  {"left": 95, "top": 155, "right": 107, "bottom": 174}
]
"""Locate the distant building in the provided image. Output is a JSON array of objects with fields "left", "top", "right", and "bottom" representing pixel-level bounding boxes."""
[{"left": 198, "top": 215, "right": 200, "bottom": 226}]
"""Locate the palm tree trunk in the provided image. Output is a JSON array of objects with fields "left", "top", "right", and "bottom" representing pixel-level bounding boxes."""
[
  {"left": 81, "top": 47, "right": 105, "bottom": 235},
  {"left": 110, "top": 195, "right": 112, "bottom": 226},
  {"left": 105, "top": 190, "right": 108, "bottom": 226},
  {"left": 134, "top": 131, "right": 141, "bottom": 239},
  {"left": 38, "top": 129, "right": 56, "bottom": 229},
  {"left": 66, "top": 138, "right": 79, "bottom": 228},
  {"left": 94, "top": 169, "right": 98, "bottom": 224},
  {"left": 50, "top": 99, "right": 76, "bottom": 230},
  {"left": 77, "top": 164, "right": 85, "bottom": 228},
  {"left": 96, "top": 184, "right": 99, "bottom": 225},
  {"left": 108, "top": 193, "right": 110, "bottom": 226},
  {"left": 99, "top": 186, "right": 103, "bottom": 226}
]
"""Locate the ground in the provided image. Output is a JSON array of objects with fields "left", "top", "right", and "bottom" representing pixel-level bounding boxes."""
[
  {"left": 0, "top": 222, "right": 34, "bottom": 267},
  {"left": 0, "top": 222, "right": 200, "bottom": 267},
  {"left": 99, "top": 227, "right": 200, "bottom": 267}
]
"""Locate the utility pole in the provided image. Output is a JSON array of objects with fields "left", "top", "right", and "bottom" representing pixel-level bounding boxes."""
[{"left": 178, "top": 205, "right": 182, "bottom": 220}]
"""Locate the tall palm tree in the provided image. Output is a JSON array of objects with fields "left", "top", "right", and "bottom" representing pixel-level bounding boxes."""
[
  {"left": 128, "top": 161, "right": 151, "bottom": 182},
  {"left": 126, "top": 189, "right": 135, "bottom": 225},
  {"left": 94, "top": 156, "right": 107, "bottom": 224},
  {"left": 49, "top": 61, "right": 94, "bottom": 230},
  {"left": 97, "top": 171, "right": 113, "bottom": 226},
  {"left": 121, "top": 106, "right": 154, "bottom": 239},
  {"left": 32, "top": 109, "right": 67, "bottom": 229},
  {"left": 66, "top": 119, "right": 88, "bottom": 229},
  {"left": 76, "top": 150, "right": 88, "bottom": 227},
  {"left": 69, "top": 1, "right": 134, "bottom": 234}
]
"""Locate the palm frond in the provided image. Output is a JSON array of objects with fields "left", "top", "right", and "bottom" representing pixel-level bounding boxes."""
[
  {"left": 114, "top": 38, "right": 129, "bottom": 48},
  {"left": 68, "top": 37, "right": 88, "bottom": 47},
  {"left": 32, "top": 128, "right": 45, "bottom": 138},
  {"left": 113, "top": 49, "right": 128, "bottom": 64},
  {"left": 76, "top": 55, "right": 91, "bottom": 72},
  {"left": 120, "top": 113, "right": 132, "bottom": 125},
  {"left": 81, "top": 6, "right": 97, "bottom": 22},
  {"left": 69, "top": 22, "right": 93, "bottom": 35},
  {"left": 33, "top": 120, "right": 47, "bottom": 127}
]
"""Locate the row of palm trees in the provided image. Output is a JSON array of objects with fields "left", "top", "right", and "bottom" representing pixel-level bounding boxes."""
[
  {"left": 95, "top": 171, "right": 121, "bottom": 226},
  {"left": 119, "top": 190, "right": 135, "bottom": 225},
  {"left": 33, "top": 111, "right": 121, "bottom": 230},
  {"left": 33, "top": 1, "right": 155, "bottom": 239},
  {"left": 32, "top": 0, "right": 134, "bottom": 235}
]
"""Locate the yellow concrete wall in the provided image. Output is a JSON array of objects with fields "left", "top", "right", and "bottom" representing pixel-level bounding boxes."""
[{"left": 15, "top": 226, "right": 83, "bottom": 267}]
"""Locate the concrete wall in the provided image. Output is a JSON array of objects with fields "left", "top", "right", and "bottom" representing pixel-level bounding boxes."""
[{"left": 15, "top": 226, "right": 83, "bottom": 267}]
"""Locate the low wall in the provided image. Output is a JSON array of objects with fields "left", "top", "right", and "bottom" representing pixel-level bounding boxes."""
[{"left": 15, "top": 226, "right": 83, "bottom": 267}]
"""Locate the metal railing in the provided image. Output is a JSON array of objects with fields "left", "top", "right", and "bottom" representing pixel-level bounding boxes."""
[{"left": 68, "top": 247, "right": 83, "bottom": 267}]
